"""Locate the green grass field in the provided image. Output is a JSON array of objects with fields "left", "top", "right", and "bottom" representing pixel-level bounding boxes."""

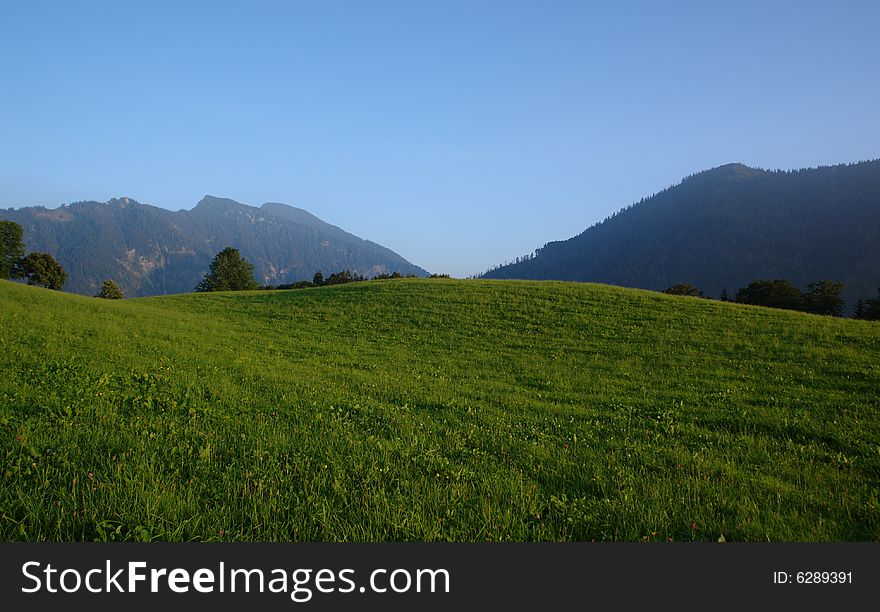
[{"left": 1, "top": 278, "right": 878, "bottom": 541}]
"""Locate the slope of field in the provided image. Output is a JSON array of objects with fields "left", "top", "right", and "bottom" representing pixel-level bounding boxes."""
[{"left": 1, "top": 279, "right": 878, "bottom": 541}]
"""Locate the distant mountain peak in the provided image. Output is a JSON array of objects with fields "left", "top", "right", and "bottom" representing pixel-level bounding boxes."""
[
  {"left": 700, "top": 163, "right": 765, "bottom": 180},
  {"left": 194, "top": 195, "right": 247, "bottom": 211},
  {"left": 106, "top": 196, "right": 141, "bottom": 207}
]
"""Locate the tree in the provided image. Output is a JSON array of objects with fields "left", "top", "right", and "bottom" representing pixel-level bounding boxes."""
[
  {"left": 803, "top": 280, "right": 844, "bottom": 317},
  {"left": 854, "top": 299, "right": 866, "bottom": 319},
  {"left": 720, "top": 288, "right": 729, "bottom": 302},
  {"left": 0, "top": 220, "right": 24, "bottom": 279},
  {"left": 96, "top": 279, "right": 124, "bottom": 299},
  {"left": 325, "top": 270, "right": 364, "bottom": 286},
  {"left": 312, "top": 271, "right": 324, "bottom": 287},
  {"left": 735, "top": 279, "right": 803, "bottom": 311},
  {"left": 18, "top": 252, "right": 67, "bottom": 290},
  {"left": 664, "top": 283, "right": 703, "bottom": 297},
  {"left": 855, "top": 288, "right": 880, "bottom": 321},
  {"left": 195, "top": 247, "right": 259, "bottom": 292}
]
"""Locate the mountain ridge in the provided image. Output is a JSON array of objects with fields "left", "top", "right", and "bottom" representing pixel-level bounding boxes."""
[
  {"left": 482, "top": 159, "right": 880, "bottom": 311},
  {"left": 0, "top": 196, "right": 428, "bottom": 296}
]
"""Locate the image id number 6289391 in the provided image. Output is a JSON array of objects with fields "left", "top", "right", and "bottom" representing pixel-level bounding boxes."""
[{"left": 773, "top": 571, "right": 852, "bottom": 584}]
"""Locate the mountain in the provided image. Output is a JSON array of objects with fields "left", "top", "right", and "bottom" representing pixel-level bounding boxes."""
[
  {"left": 481, "top": 160, "right": 880, "bottom": 310},
  {"left": 0, "top": 195, "right": 428, "bottom": 296}
]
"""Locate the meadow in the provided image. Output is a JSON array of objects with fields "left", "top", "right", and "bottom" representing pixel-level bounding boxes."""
[{"left": 1, "top": 278, "right": 878, "bottom": 541}]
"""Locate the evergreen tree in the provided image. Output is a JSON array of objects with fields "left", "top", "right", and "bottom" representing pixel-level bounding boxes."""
[
  {"left": 96, "top": 279, "right": 124, "bottom": 299},
  {"left": 312, "top": 270, "right": 324, "bottom": 287},
  {"left": 859, "top": 288, "right": 880, "bottom": 321},
  {"left": 854, "top": 299, "right": 866, "bottom": 319},
  {"left": 804, "top": 280, "right": 844, "bottom": 317},
  {"left": 720, "top": 288, "right": 729, "bottom": 302},
  {"left": 0, "top": 220, "right": 24, "bottom": 279},
  {"left": 18, "top": 252, "right": 67, "bottom": 290},
  {"left": 195, "top": 247, "right": 259, "bottom": 292}
]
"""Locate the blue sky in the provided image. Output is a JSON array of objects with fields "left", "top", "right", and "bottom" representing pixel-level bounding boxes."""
[{"left": 2, "top": 1, "right": 878, "bottom": 277}]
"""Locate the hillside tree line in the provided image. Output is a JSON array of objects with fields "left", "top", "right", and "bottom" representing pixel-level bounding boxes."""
[
  {"left": 194, "top": 246, "right": 443, "bottom": 293},
  {"left": 665, "top": 277, "right": 880, "bottom": 320}
]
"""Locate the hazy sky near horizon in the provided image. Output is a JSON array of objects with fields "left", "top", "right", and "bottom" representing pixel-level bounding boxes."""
[{"left": 2, "top": 1, "right": 879, "bottom": 277}]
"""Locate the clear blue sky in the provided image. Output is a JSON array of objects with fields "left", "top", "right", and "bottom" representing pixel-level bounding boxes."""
[{"left": 2, "top": 1, "right": 878, "bottom": 277}]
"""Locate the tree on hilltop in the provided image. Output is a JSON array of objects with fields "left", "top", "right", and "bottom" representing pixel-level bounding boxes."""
[
  {"left": 804, "top": 280, "right": 844, "bottom": 317},
  {"left": 195, "top": 247, "right": 259, "bottom": 292},
  {"left": 854, "top": 299, "right": 866, "bottom": 319},
  {"left": 96, "top": 279, "right": 124, "bottom": 299},
  {"left": 0, "top": 220, "right": 25, "bottom": 280},
  {"left": 18, "top": 252, "right": 67, "bottom": 290},
  {"left": 854, "top": 288, "right": 880, "bottom": 320}
]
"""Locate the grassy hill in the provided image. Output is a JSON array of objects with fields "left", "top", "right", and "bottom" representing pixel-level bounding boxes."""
[{"left": 1, "top": 278, "right": 878, "bottom": 541}]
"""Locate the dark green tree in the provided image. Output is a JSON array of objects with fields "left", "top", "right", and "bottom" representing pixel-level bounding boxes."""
[
  {"left": 195, "top": 247, "right": 259, "bottom": 292},
  {"left": 325, "top": 270, "right": 364, "bottom": 286},
  {"left": 804, "top": 280, "right": 844, "bottom": 317},
  {"left": 96, "top": 279, "right": 124, "bottom": 299},
  {"left": 735, "top": 279, "right": 804, "bottom": 311},
  {"left": 18, "top": 252, "right": 67, "bottom": 290},
  {"left": 0, "top": 220, "right": 25, "bottom": 279},
  {"left": 664, "top": 283, "right": 703, "bottom": 297},
  {"left": 312, "top": 270, "right": 324, "bottom": 287},
  {"left": 856, "top": 288, "right": 880, "bottom": 320},
  {"left": 854, "top": 299, "right": 866, "bottom": 319},
  {"left": 720, "top": 288, "right": 729, "bottom": 302}
]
